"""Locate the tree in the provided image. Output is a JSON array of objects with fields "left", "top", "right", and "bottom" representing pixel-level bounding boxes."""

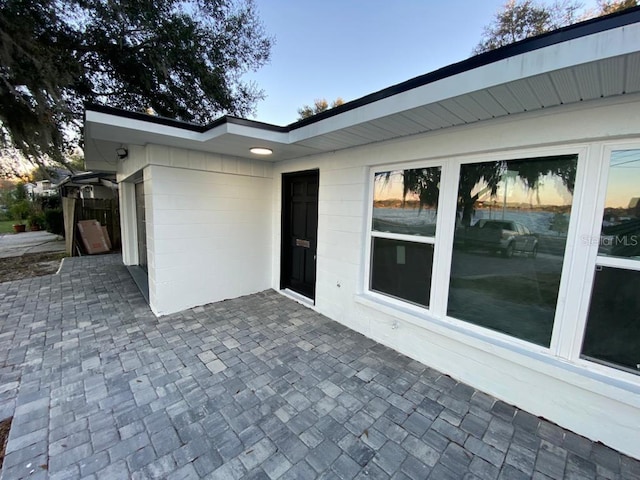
[
  {"left": 597, "top": 0, "right": 638, "bottom": 14},
  {"left": 473, "top": 0, "right": 637, "bottom": 54},
  {"left": 0, "top": 0, "right": 273, "bottom": 175},
  {"left": 297, "top": 98, "right": 344, "bottom": 120},
  {"left": 473, "top": 1, "right": 582, "bottom": 54}
]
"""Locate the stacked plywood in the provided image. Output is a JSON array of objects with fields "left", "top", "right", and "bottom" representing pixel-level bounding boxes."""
[{"left": 77, "top": 219, "right": 111, "bottom": 254}]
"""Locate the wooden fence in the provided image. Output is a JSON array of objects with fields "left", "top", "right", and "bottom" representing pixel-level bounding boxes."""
[{"left": 62, "top": 197, "right": 121, "bottom": 255}]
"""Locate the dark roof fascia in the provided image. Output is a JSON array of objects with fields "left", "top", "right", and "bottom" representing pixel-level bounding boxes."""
[
  {"left": 289, "top": 5, "right": 640, "bottom": 129},
  {"left": 85, "top": 6, "right": 640, "bottom": 136},
  {"left": 84, "top": 103, "right": 288, "bottom": 134},
  {"left": 86, "top": 103, "right": 215, "bottom": 132}
]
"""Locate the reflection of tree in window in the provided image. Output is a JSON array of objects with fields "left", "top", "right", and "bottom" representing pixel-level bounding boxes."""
[
  {"left": 456, "top": 156, "right": 576, "bottom": 227},
  {"left": 374, "top": 168, "right": 440, "bottom": 210},
  {"left": 600, "top": 150, "right": 640, "bottom": 258},
  {"left": 448, "top": 154, "right": 578, "bottom": 347},
  {"left": 373, "top": 168, "right": 441, "bottom": 237}
]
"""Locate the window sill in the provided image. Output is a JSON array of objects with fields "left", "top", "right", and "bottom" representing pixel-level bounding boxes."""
[{"left": 353, "top": 293, "right": 640, "bottom": 400}]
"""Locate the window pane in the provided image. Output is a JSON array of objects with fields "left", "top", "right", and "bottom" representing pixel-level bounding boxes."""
[
  {"left": 371, "top": 238, "right": 433, "bottom": 307},
  {"left": 447, "top": 155, "right": 577, "bottom": 346},
  {"left": 373, "top": 167, "right": 440, "bottom": 236},
  {"left": 582, "top": 267, "right": 640, "bottom": 374},
  {"left": 599, "top": 150, "right": 640, "bottom": 259}
]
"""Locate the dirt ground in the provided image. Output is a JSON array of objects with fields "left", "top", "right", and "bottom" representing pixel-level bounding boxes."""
[
  {"left": 0, "top": 252, "right": 66, "bottom": 283},
  {"left": 0, "top": 417, "right": 10, "bottom": 468}
]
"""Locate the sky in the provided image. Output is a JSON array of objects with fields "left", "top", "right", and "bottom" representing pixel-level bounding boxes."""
[
  {"left": 374, "top": 168, "right": 574, "bottom": 206},
  {"left": 244, "top": 1, "right": 599, "bottom": 127},
  {"left": 607, "top": 150, "right": 640, "bottom": 208}
]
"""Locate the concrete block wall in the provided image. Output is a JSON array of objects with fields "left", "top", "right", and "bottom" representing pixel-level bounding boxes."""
[
  {"left": 118, "top": 144, "right": 274, "bottom": 316},
  {"left": 272, "top": 95, "right": 640, "bottom": 459}
]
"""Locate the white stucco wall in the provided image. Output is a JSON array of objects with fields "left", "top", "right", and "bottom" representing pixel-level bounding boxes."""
[{"left": 271, "top": 94, "right": 640, "bottom": 459}]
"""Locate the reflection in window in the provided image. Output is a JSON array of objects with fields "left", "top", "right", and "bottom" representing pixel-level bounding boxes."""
[
  {"left": 447, "top": 155, "right": 577, "bottom": 347},
  {"left": 373, "top": 167, "right": 441, "bottom": 236},
  {"left": 370, "top": 238, "right": 433, "bottom": 307},
  {"left": 582, "top": 267, "right": 640, "bottom": 374},
  {"left": 582, "top": 149, "right": 640, "bottom": 375},
  {"left": 599, "top": 150, "right": 640, "bottom": 259}
]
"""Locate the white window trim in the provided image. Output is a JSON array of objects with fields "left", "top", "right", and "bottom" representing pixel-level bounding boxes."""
[
  {"left": 370, "top": 231, "right": 436, "bottom": 245},
  {"left": 364, "top": 158, "right": 445, "bottom": 310},
  {"left": 567, "top": 142, "right": 640, "bottom": 380},
  {"left": 363, "top": 142, "right": 640, "bottom": 386},
  {"left": 365, "top": 145, "right": 611, "bottom": 352}
]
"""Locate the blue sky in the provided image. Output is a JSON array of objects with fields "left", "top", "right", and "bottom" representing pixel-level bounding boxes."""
[{"left": 245, "top": 1, "right": 598, "bottom": 126}]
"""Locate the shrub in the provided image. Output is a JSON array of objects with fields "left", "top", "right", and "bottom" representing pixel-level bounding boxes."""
[
  {"left": 9, "top": 200, "right": 32, "bottom": 224},
  {"left": 44, "top": 208, "right": 64, "bottom": 236}
]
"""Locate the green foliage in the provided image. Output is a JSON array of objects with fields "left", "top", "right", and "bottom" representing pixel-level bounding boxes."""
[
  {"left": 297, "top": 98, "right": 345, "bottom": 120},
  {"left": 9, "top": 199, "right": 32, "bottom": 223},
  {"left": 474, "top": 0, "right": 638, "bottom": 54},
  {"left": 0, "top": 220, "right": 15, "bottom": 233},
  {"left": 474, "top": 0, "right": 578, "bottom": 54},
  {"left": 28, "top": 211, "right": 46, "bottom": 229},
  {"left": 0, "top": 0, "right": 273, "bottom": 173},
  {"left": 44, "top": 208, "right": 64, "bottom": 235},
  {"left": 598, "top": 0, "right": 638, "bottom": 14},
  {"left": 39, "top": 194, "right": 62, "bottom": 210},
  {"left": 65, "top": 151, "right": 86, "bottom": 173},
  {"left": 13, "top": 182, "right": 28, "bottom": 201}
]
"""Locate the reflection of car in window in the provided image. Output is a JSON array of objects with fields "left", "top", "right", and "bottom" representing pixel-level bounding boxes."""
[
  {"left": 457, "top": 219, "right": 538, "bottom": 258},
  {"left": 600, "top": 218, "right": 640, "bottom": 258}
]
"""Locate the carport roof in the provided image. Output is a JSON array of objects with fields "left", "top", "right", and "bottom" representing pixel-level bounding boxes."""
[{"left": 84, "top": 6, "right": 640, "bottom": 170}]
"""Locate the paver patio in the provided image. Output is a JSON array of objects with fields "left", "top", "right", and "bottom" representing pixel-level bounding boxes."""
[{"left": 0, "top": 254, "right": 638, "bottom": 480}]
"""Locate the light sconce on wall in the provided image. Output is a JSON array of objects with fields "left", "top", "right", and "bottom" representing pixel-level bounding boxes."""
[
  {"left": 116, "top": 147, "right": 129, "bottom": 159},
  {"left": 249, "top": 147, "right": 273, "bottom": 156}
]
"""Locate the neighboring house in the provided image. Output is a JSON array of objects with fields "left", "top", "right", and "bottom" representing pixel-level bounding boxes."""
[
  {"left": 25, "top": 167, "right": 70, "bottom": 198},
  {"left": 84, "top": 9, "right": 640, "bottom": 460},
  {"left": 26, "top": 179, "right": 57, "bottom": 197}
]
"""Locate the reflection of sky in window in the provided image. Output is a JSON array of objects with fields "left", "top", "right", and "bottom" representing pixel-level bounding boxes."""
[
  {"left": 472, "top": 173, "right": 573, "bottom": 207},
  {"left": 374, "top": 171, "right": 419, "bottom": 201},
  {"left": 606, "top": 150, "right": 640, "bottom": 209}
]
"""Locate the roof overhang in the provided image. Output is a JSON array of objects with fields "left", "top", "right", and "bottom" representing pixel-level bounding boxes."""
[
  {"left": 56, "top": 171, "right": 117, "bottom": 189},
  {"left": 84, "top": 7, "right": 640, "bottom": 171}
]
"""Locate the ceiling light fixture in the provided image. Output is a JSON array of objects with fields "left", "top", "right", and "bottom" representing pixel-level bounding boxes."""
[{"left": 250, "top": 147, "right": 273, "bottom": 155}]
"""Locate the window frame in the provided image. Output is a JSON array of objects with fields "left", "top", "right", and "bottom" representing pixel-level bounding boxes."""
[
  {"left": 361, "top": 140, "right": 640, "bottom": 387},
  {"left": 364, "top": 145, "right": 590, "bottom": 355},
  {"left": 571, "top": 142, "right": 640, "bottom": 379},
  {"left": 444, "top": 148, "right": 586, "bottom": 352},
  {"left": 364, "top": 159, "right": 446, "bottom": 312}
]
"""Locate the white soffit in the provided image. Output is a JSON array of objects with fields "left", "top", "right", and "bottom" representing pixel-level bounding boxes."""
[
  {"left": 290, "top": 21, "right": 640, "bottom": 143},
  {"left": 85, "top": 16, "right": 640, "bottom": 163}
]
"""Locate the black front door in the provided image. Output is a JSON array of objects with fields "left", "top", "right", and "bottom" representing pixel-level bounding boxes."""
[{"left": 281, "top": 170, "right": 319, "bottom": 300}]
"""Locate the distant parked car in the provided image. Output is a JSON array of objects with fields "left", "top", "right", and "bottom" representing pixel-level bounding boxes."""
[
  {"left": 599, "top": 218, "right": 640, "bottom": 258},
  {"left": 458, "top": 219, "right": 538, "bottom": 258}
]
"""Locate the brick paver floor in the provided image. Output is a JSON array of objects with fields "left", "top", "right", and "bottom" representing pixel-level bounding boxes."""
[{"left": 1, "top": 254, "right": 639, "bottom": 479}]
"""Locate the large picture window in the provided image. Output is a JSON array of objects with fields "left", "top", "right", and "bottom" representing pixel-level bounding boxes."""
[
  {"left": 581, "top": 149, "right": 640, "bottom": 375},
  {"left": 369, "top": 166, "right": 441, "bottom": 307},
  {"left": 447, "top": 155, "right": 577, "bottom": 347}
]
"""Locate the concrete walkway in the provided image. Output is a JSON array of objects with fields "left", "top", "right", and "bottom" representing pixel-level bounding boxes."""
[
  {"left": 0, "top": 254, "right": 638, "bottom": 480},
  {"left": 0, "top": 231, "right": 65, "bottom": 259}
]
